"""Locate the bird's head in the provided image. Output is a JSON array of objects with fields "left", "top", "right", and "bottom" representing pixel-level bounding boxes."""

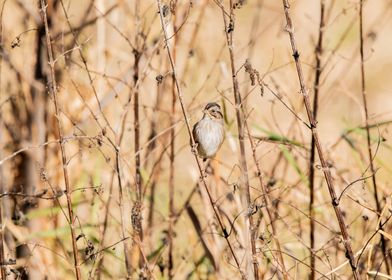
[{"left": 203, "top": 102, "right": 223, "bottom": 120}]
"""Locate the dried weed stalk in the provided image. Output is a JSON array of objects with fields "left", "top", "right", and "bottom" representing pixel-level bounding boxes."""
[{"left": 281, "top": 0, "right": 360, "bottom": 278}]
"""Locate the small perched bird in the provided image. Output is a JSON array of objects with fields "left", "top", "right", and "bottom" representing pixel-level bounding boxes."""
[{"left": 192, "top": 102, "right": 225, "bottom": 161}]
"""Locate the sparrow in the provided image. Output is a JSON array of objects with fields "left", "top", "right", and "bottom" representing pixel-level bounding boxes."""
[{"left": 192, "top": 102, "right": 225, "bottom": 161}]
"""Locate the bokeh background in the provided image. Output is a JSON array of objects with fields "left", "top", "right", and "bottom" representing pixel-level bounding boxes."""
[{"left": 0, "top": 0, "right": 391, "bottom": 279}]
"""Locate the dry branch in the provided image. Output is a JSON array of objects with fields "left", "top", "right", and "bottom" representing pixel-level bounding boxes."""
[
  {"left": 309, "top": 1, "right": 325, "bottom": 279},
  {"left": 359, "top": 0, "right": 391, "bottom": 273},
  {"left": 218, "top": 1, "right": 259, "bottom": 278},
  {"left": 39, "top": 1, "right": 81, "bottom": 279},
  {"left": 280, "top": 0, "right": 360, "bottom": 279}
]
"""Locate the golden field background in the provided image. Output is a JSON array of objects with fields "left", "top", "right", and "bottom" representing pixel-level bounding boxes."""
[{"left": 0, "top": 0, "right": 392, "bottom": 279}]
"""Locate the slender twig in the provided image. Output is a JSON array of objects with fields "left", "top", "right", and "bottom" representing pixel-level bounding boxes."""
[
  {"left": 337, "top": 169, "right": 379, "bottom": 203},
  {"left": 219, "top": 2, "right": 259, "bottom": 278},
  {"left": 156, "top": 1, "right": 245, "bottom": 278},
  {"left": 356, "top": 214, "right": 392, "bottom": 268},
  {"left": 280, "top": 1, "right": 360, "bottom": 279},
  {"left": 81, "top": 237, "right": 130, "bottom": 266},
  {"left": 359, "top": 0, "right": 391, "bottom": 273},
  {"left": 132, "top": 1, "right": 145, "bottom": 272},
  {"left": 245, "top": 119, "right": 289, "bottom": 279},
  {"left": 133, "top": 0, "right": 142, "bottom": 210},
  {"left": 95, "top": 77, "right": 135, "bottom": 278},
  {"left": 39, "top": 1, "right": 81, "bottom": 279},
  {"left": 168, "top": 8, "right": 177, "bottom": 279},
  {"left": 53, "top": 3, "right": 118, "bottom": 41},
  {"left": 186, "top": 205, "right": 217, "bottom": 270},
  {"left": 0, "top": 171, "right": 6, "bottom": 280},
  {"left": 146, "top": 76, "right": 165, "bottom": 229},
  {"left": 0, "top": 3, "right": 11, "bottom": 277},
  {"left": 309, "top": 1, "right": 325, "bottom": 279},
  {"left": 242, "top": 58, "right": 291, "bottom": 278},
  {"left": 367, "top": 271, "right": 392, "bottom": 280},
  {"left": 59, "top": 0, "right": 115, "bottom": 137},
  {"left": 115, "top": 149, "right": 132, "bottom": 278},
  {"left": 181, "top": 0, "right": 207, "bottom": 79},
  {"left": 94, "top": 171, "right": 115, "bottom": 280}
]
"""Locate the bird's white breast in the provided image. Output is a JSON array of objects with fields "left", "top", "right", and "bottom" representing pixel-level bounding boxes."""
[{"left": 195, "top": 118, "right": 224, "bottom": 158}]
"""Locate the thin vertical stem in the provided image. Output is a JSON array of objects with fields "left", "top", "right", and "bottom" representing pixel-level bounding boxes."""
[
  {"left": 134, "top": 0, "right": 142, "bottom": 207},
  {"left": 359, "top": 0, "right": 391, "bottom": 273},
  {"left": 0, "top": 0, "right": 7, "bottom": 278},
  {"left": 132, "top": 1, "right": 144, "bottom": 273},
  {"left": 39, "top": 1, "right": 81, "bottom": 279},
  {"left": 280, "top": 1, "right": 360, "bottom": 279},
  {"left": 168, "top": 80, "right": 175, "bottom": 280},
  {"left": 146, "top": 78, "right": 165, "bottom": 229},
  {"left": 115, "top": 151, "right": 133, "bottom": 278},
  {"left": 309, "top": 1, "right": 325, "bottom": 279},
  {"left": 156, "top": 1, "right": 245, "bottom": 278},
  {"left": 168, "top": 9, "right": 177, "bottom": 279},
  {"left": 0, "top": 198, "right": 5, "bottom": 280},
  {"left": 245, "top": 120, "right": 289, "bottom": 279},
  {"left": 220, "top": 1, "right": 259, "bottom": 278}
]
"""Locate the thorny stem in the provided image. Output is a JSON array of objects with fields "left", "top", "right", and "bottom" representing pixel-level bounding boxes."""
[
  {"left": 39, "top": 1, "right": 81, "bottom": 279},
  {"left": 359, "top": 0, "right": 391, "bottom": 273},
  {"left": 156, "top": 0, "right": 245, "bottom": 278},
  {"left": 281, "top": 1, "right": 361, "bottom": 279},
  {"left": 309, "top": 1, "right": 325, "bottom": 279},
  {"left": 220, "top": 1, "right": 259, "bottom": 279}
]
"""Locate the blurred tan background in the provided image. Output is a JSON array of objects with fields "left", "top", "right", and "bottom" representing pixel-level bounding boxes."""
[{"left": 0, "top": 0, "right": 391, "bottom": 279}]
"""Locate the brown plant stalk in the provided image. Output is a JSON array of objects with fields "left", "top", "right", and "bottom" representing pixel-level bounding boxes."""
[
  {"left": 244, "top": 119, "right": 289, "bottom": 279},
  {"left": 132, "top": 1, "right": 145, "bottom": 273},
  {"left": 219, "top": 1, "right": 259, "bottom": 278},
  {"left": 156, "top": 0, "right": 245, "bottom": 278},
  {"left": 115, "top": 149, "right": 133, "bottom": 278},
  {"left": 97, "top": 90, "right": 133, "bottom": 278},
  {"left": 0, "top": 0, "right": 7, "bottom": 278},
  {"left": 39, "top": 1, "right": 81, "bottom": 279},
  {"left": 0, "top": 192, "right": 5, "bottom": 280},
  {"left": 146, "top": 77, "right": 165, "bottom": 229},
  {"left": 359, "top": 0, "right": 391, "bottom": 273},
  {"left": 309, "top": 1, "right": 325, "bottom": 279},
  {"left": 168, "top": 9, "right": 177, "bottom": 279},
  {"left": 280, "top": 0, "right": 360, "bottom": 279}
]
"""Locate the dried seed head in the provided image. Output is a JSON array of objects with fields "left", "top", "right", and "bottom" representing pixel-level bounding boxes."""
[
  {"left": 132, "top": 201, "right": 143, "bottom": 233},
  {"left": 156, "top": 74, "right": 164, "bottom": 84}
]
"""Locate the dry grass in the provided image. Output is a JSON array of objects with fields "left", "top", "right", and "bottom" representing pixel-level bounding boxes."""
[{"left": 0, "top": 0, "right": 392, "bottom": 279}]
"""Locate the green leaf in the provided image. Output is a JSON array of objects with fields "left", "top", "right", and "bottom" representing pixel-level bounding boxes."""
[{"left": 253, "top": 125, "right": 305, "bottom": 148}]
